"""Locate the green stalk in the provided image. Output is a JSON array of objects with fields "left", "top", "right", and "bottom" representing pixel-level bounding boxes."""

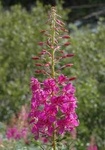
[
  {"left": 52, "top": 128, "right": 56, "bottom": 150},
  {"left": 51, "top": 7, "right": 57, "bottom": 150},
  {"left": 51, "top": 12, "right": 55, "bottom": 78}
]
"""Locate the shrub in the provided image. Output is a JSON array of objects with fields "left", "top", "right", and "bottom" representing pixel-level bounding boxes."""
[{"left": 69, "top": 21, "right": 105, "bottom": 149}]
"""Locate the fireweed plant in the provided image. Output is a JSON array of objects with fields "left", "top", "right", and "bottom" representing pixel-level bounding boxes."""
[
  {"left": 29, "top": 7, "right": 79, "bottom": 150},
  {"left": 6, "top": 105, "right": 29, "bottom": 141}
]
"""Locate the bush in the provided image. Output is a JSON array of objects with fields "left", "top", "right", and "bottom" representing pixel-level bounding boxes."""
[{"left": 69, "top": 21, "right": 105, "bottom": 149}]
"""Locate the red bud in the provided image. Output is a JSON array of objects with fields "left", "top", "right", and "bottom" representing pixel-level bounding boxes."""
[
  {"left": 35, "top": 64, "right": 42, "bottom": 66},
  {"left": 66, "top": 54, "right": 74, "bottom": 57},
  {"left": 32, "top": 57, "right": 39, "bottom": 60},
  {"left": 47, "top": 40, "right": 51, "bottom": 46},
  {"left": 38, "top": 42, "right": 44, "bottom": 46},
  {"left": 45, "top": 63, "right": 50, "bottom": 67},
  {"left": 65, "top": 64, "right": 73, "bottom": 67},
  {"left": 56, "top": 19, "right": 65, "bottom": 25},
  {"left": 62, "top": 35, "right": 70, "bottom": 39},
  {"left": 62, "top": 54, "right": 74, "bottom": 59},
  {"left": 42, "top": 49, "right": 47, "bottom": 52},
  {"left": 61, "top": 28, "right": 68, "bottom": 32},
  {"left": 69, "top": 77, "right": 77, "bottom": 81},
  {"left": 64, "top": 42, "right": 71, "bottom": 46},
  {"left": 56, "top": 20, "right": 63, "bottom": 27},
  {"left": 60, "top": 64, "right": 73, "bottom": 69},
  {"left": 35, "top": 70, "right": 42, "bottom": 74}
]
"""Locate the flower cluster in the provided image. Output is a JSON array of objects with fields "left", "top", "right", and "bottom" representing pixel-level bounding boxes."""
[
  {"left": 87, "top": 136, "right": 98, "bottom": 150},
  {"left": 29, "top": 74, "right": 79, "bottom": 141},
  {"left": 6, "top": 105, "right": 29, "bottom": 141},
  {"left": 6, "top": 126, "right": 28, "bottom": 140},
  {"left": 87, "top": 145, "right": 98, "bottom": 150}
]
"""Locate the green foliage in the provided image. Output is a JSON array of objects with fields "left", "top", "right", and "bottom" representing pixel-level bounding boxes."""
[
  {"left": 68, "top": 21, "right": 105, "bottom": 149},
  {"left": 0, "top": 3, "right": 44, "bottom": 121},
  {"left": 0, "top": 140, "right": 41, "bottom": 150},
  {"left": 57, "top": 21, "right": 105, "bottom": 149}
]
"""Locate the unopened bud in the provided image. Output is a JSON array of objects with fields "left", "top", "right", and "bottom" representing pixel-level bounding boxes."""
[
  {"left": 35, "top": 63, "right": 42, "bottom": 66},
  {"left": 32, "top": 57, "right": 39, "bottom": 60},
  {"left": 45, "top": 63, "right": 50, "bottom": 67},
  {"left": 47, "top": 39, "right": 51, "bottom": 46},
  {"left": 35, "top": 70, "right": 42, "bottom": 74},
  {"left": 56, "top": 19, "right": 65, "bottom": 25},
  {"left": 61, "top": 28, "right": 68, "bottom": 32},
  {"left": 64, "top": 42, "right": 71, "bottom": 46},
  {"left": 38, "top": 42, "right": 44, "bottom": 46},
  {"left": 65, "top": 64, "right": 73, "bottom": 67},
  {"left": 39, "top": 50, "right": 46, "bottom": 55},
  {"left": 69, "top": 77, "right": 77, "bottom": 81},
  {"left": 42, "top": 49, "right": 47, "bottom": 52},
  {"left": 56, "top": 20, "right": 63, "bottom": 27},
  {"left": 62, "top": 35, "right": 70, "bottom": 39},
  {"left": 50, "top": 46, "right": 54, "bottom": 49},
  {"left": 66, "top": 54, "right": 74, "bottom": 57},
  {"left": 60, "top": 64, "right": 73, "bottom": 69},
  {"left": 40, "top": 30, "right": 46, "bottom": 34},
  {"left": 62, "top": 54, "right": 74, "bottom": 58}
]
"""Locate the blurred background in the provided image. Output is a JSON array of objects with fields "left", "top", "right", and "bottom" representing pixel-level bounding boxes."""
[{"left": 0, "top": 0, "right": 105, "bottom": 149}]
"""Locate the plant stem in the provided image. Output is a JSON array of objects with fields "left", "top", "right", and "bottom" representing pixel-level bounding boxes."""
[
  {"left": 51, "top": 11, "right": 55, "bottom": 78},
  {"left": 51, "top": 7, "right": 57, "bottom": 150},
  {"left": 52, "top": 128, "right": 56, "bottom": 150}
]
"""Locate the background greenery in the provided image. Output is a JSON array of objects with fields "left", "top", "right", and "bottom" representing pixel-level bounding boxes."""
[{"left": 0, "top": 1, "right": 105, "bottom": 149}]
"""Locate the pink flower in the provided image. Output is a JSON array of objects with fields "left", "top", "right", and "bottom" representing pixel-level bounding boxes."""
[
  {"left": 63, "top": 83, "right": 76, "bottom": 94},
  {"left": 43, "top": 78, "right": 59, "bottom": 94},
  {"left": 6, "top": 127, "right": 21, "bottom": 140},
  {"left": 6, "top": 127, "right": 28, "bottom": 140},
  {"left": 87, "top": 145, "right": 98, "bottom": 150},
  {"left": 58, "top": 74, "right": 68, "bottom": 84},
  {"left": 29, "top": 7, "right": 79, "bottom": 145},
  {"left": 29, "top": 74, "right": 79, "bottom": 141},
  {"left": 30, "top": 77, "right": 40, "bottom": 92},
  {"left": 87, "top": 136, "right": 98, "bottom": 150}
]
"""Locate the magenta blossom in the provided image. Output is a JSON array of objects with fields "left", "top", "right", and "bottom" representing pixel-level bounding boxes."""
[
  {"left": 6, "top": 127, "right": 28, "bottom": 140},
  {"left": 87, "top": 145, "right": 98, "bottom": 150},
  {"left": 29, "top": 74, "right": 79, "bottom": 141}
]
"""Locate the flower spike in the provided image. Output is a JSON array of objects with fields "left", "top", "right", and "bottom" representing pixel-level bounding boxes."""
[{"left": 29, "top": 7, "right": 79, "bottom": 149}]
